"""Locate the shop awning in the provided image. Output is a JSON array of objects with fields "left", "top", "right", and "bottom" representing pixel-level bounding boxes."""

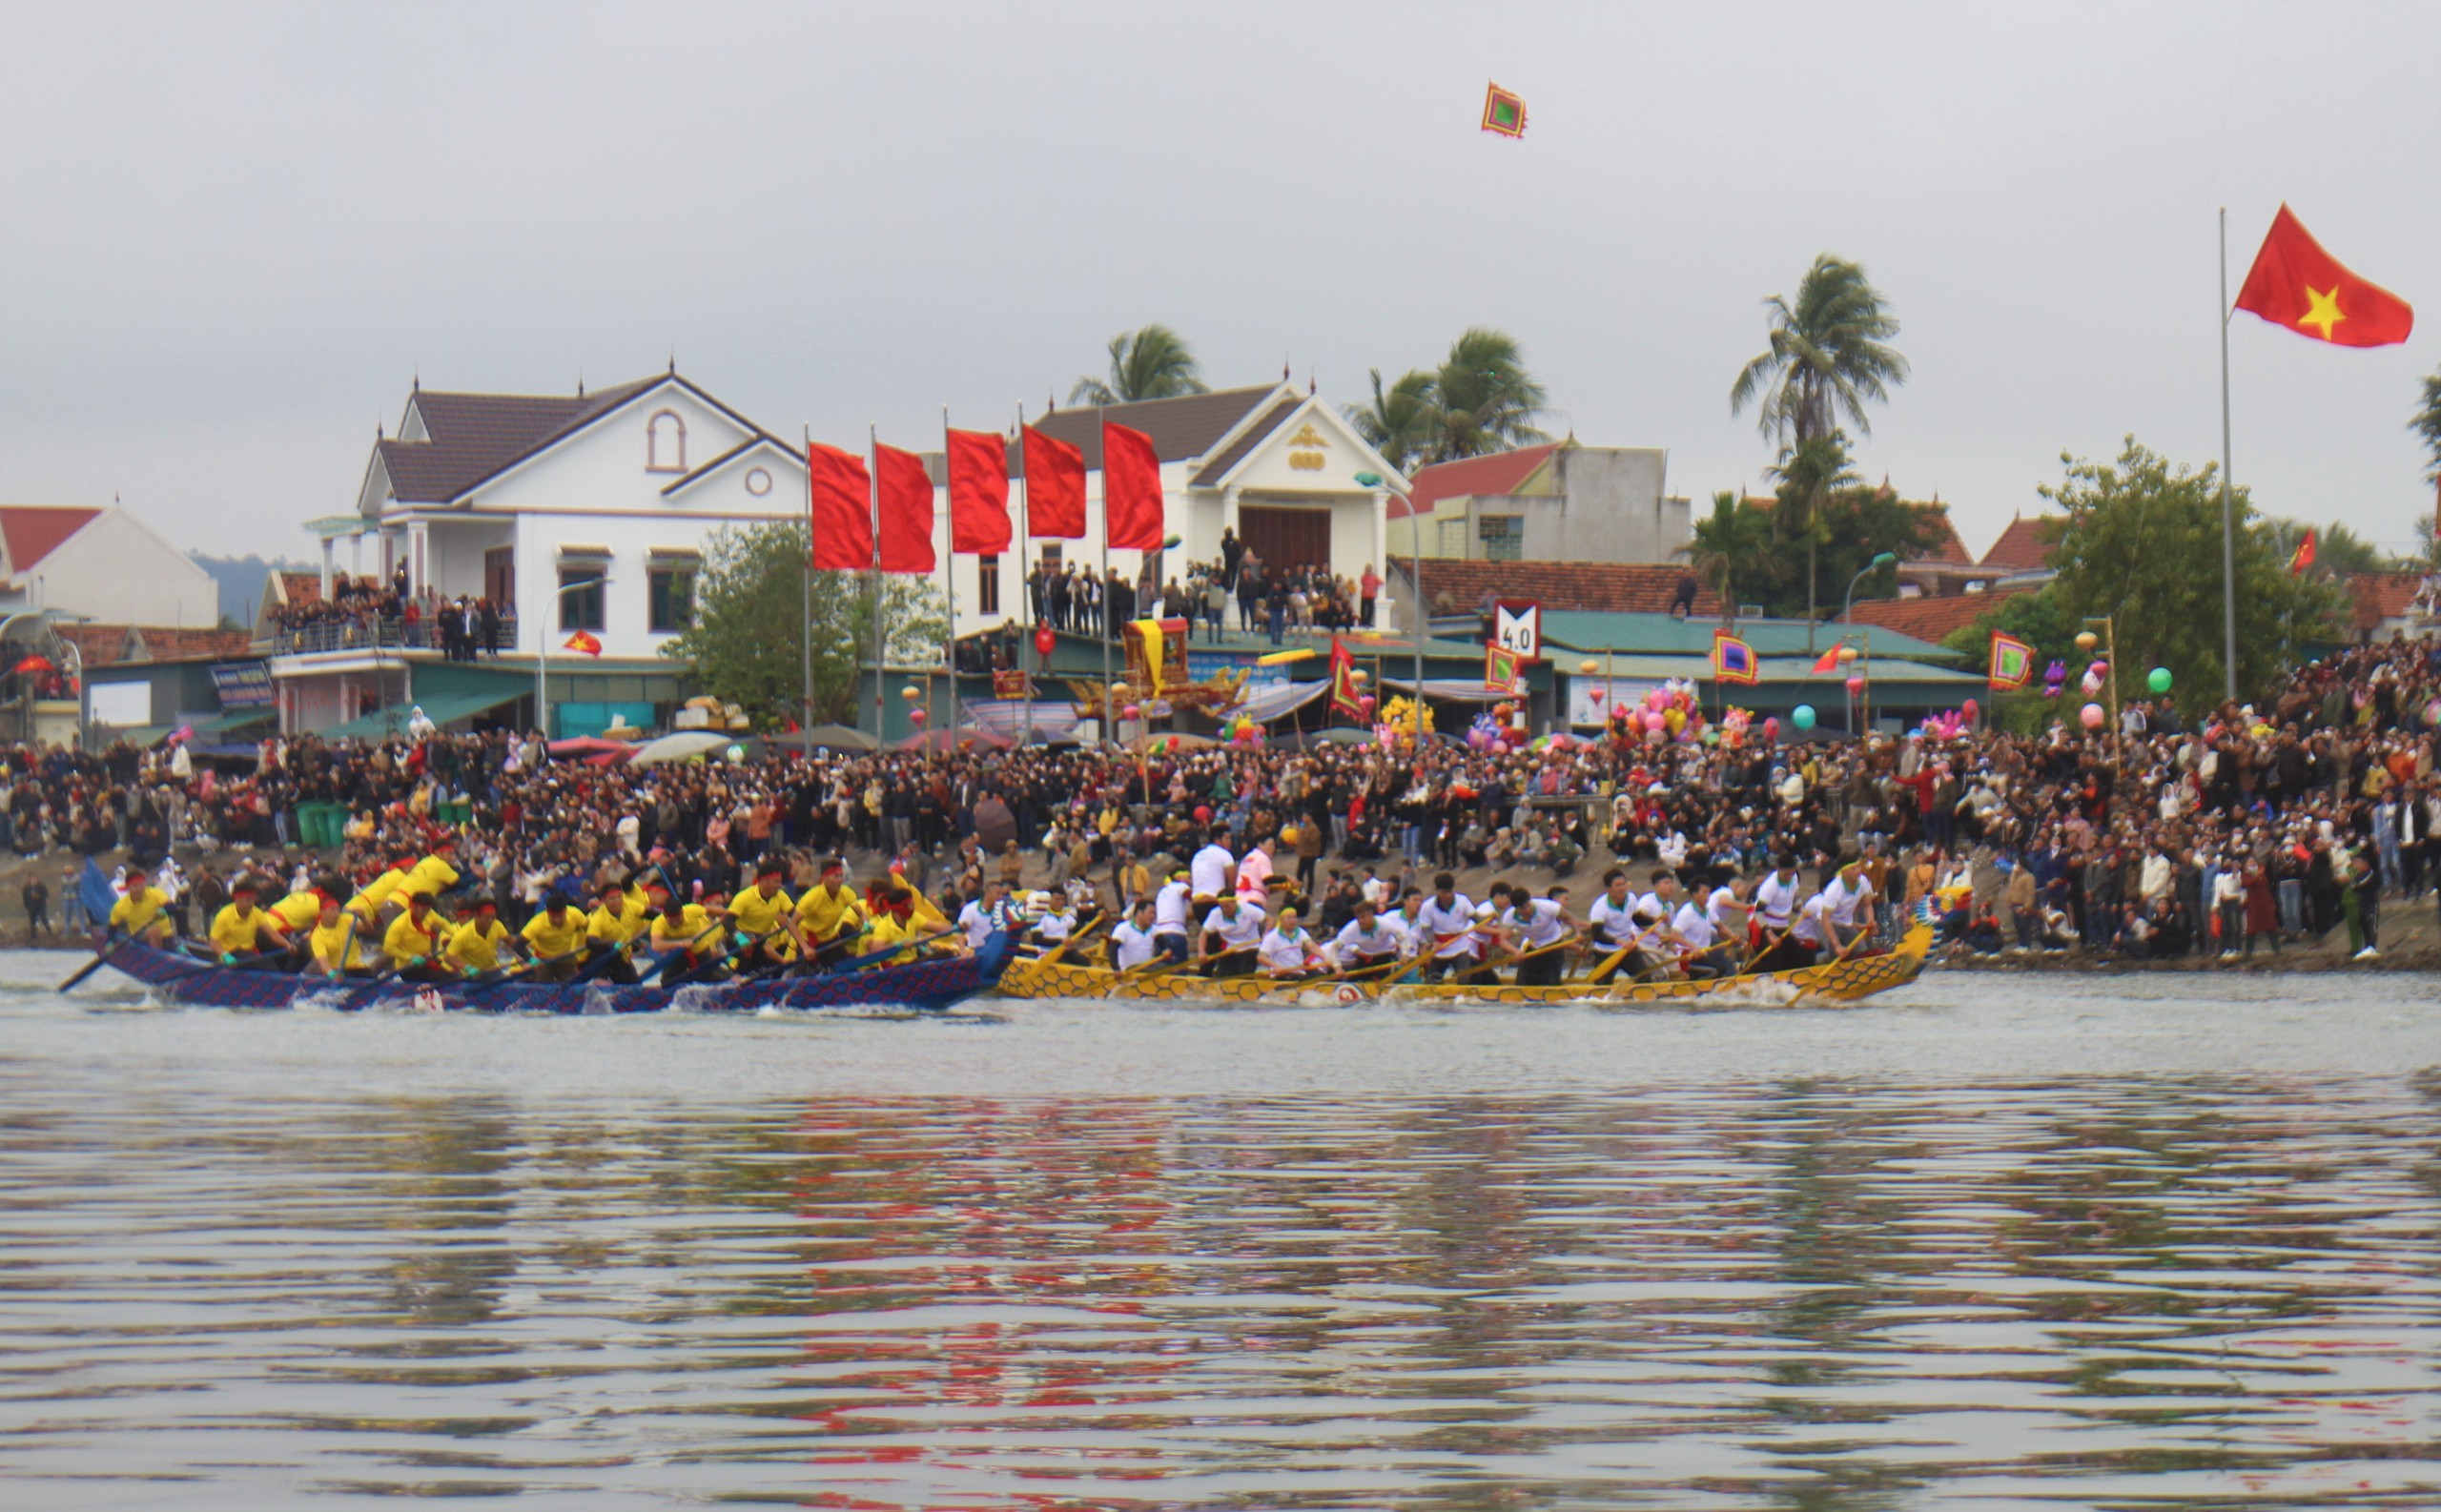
[
  {"left": 1237, "top": 679, "right": 1328, "bottom": 723},
  {"left": 322, "top": 685, "right": 523, "bottom": 740},
  {"left": 1380, "top": 678, "right": 1518, "bottom": 703}
]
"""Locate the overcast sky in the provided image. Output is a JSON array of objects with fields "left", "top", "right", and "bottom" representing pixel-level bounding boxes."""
[{"left": 3, "top": 0, "right": 2437, "bottom": 563}]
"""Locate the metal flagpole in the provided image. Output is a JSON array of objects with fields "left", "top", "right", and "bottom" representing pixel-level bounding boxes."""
[
  {"left": 1016, "top": 403, "right": 1034, "bottom": 749},
  {"left": 2219, "top": 206, "right": 2239, "bottom": 703},
  {"left": 802, "top": 423, "right": 813, "bottom": 746},
  {"left": 870, "top": 422, "right": 885, "bottom": 746},
  {"left": 940, "top": 405, "right": 955, "bottom": 746},
  {"left": 1097, "top": 403, "right": 1111, "bottom": 750}
]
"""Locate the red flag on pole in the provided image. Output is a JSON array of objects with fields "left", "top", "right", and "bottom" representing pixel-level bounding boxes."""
[
  {"left": 807, "top": 442, "right": 872, "bottom": 570},
  {"left": 2289, "top": 527, "right": 2317, "bottom": 575},
  {"left": 1811, "top": 644, "right": 1842, "bottom": 676},
  {"left": 1102, "top": 421, "right": 1164, "bottom": 551},
  {"left": 1022, "top": 425, "right": 1085, "bottom": 539},
  {"left": 945, "top": 429, "right": 1012, "bottom": 554},
  {"left": 2234, "top": 205, "right": 2414, "bottom": 348},
  {"left": 873, "top": 443, "right": 934, "bottom": 574}
]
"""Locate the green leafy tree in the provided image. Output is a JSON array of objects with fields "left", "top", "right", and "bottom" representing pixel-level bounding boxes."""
[
  {"left": 1069, "top": 324, "right": 1208, "bottom": 406},
  {"left": 1428, "top": 327, "right": 1549, "bottom": 461},
  {"left": 2041, "top": 437, "right": 2346, "bottom": 705},
  {"left": 1767, "top": 433, "right": 1858, "bottom": 646},
  {"left": 1345, "top": 367, "right": 1439, "bottom": 476},
  {"left": 1941, "top": 586, "right": 2084, "bottom": 734},
  {"left": 663, "top": 521, "right": 948, "bottom": 729},
  {"left": 2413, "top": 364, "right": 2441, "bottom": 483},
  {"left": 2266, "top": 517, "right": 2400, "bottom": 579},
  {"left": 1678, "top": 490, "right": 1777, "bottom": 624},
  {"left": 1731, "top": 255, "right": 1910, "bottom": 446}
]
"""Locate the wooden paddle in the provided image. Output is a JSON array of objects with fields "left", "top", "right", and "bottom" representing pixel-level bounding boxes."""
[
  {"left": 837, "top": 927, "right": 957, "bottom": 971},
  {"left": 56, "top": 933, "right": 122, "bottom": 993},
  {"left": 635, "top": 920, "right": 730, "bottom": 984},
  {"left": 1474, "top": 932, "right": 1580, "bottom": 981},
  {"left": 1037, "top": 914, "right": 1105, "bottom": 967},
  {"left": 470, "top": 947, "right": 582, "bottom": 986}
]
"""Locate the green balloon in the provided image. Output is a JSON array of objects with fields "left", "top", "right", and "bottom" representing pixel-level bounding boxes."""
[
  {"left": 1792, "top": 704, "right": 1816, "bottom": 731},
  {"left": 2147, "top": 666, "right": 2172, "bottom": 694}
]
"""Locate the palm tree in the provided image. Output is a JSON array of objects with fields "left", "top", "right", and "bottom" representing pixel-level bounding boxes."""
[
  {"left": 1428, "top": 328, "right": 1549, "bottom": 461},
  {"left": 1767, "top": 432, "right": 1860, "bottom": 650},
  {"left": 1731, "top": 255, "right": 1910, "bottom": 447},
  {"left": 1069, "top": 324, "right": 1208, "bottom": 406},
  {"left": 1345, "top": 367, "right": 1439, "bottom": 475},
  {"left": 1679, "top": 490, "right": 1769, "bottom": 625},
  {"left": 2413, "top": 365, "right": 2441, "bottom": 483}
]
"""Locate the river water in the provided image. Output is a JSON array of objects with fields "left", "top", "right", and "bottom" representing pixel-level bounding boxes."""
[{"left": 3, "top": 955, "right": 2437, "bottom": 1510}]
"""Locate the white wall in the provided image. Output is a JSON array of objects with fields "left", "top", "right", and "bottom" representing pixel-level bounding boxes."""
[{"left": 31, "top": 510, "right": 216, "bottom": 627}]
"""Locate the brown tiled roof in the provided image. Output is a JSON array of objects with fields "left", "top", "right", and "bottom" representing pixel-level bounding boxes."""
[
  {"left": 273, "top": 571, "right": 322, "bottom": 606},
  {"left": 1907, "top": 503, "right": 1974, "bottom": 564},
  {"left": 1019, "top": 384, "right": 1282, "bottom": 471},
  {"left": 0, "top": 505, "right": 101, "bottom": 573},
  {"left": 378, "top": 376, "right": 661, "bottom": 502},
  {"left": 1980, "top": 511, "right": 2060, "bottom": 571},
  {"left": 1391, "top": 558, "right": 1719, "bottom": 616},
  {"left": 2349, "top": 570, "right": 2427, "bottom": 633},
  {"left": 58, "top": 624, "right": 256, "bottom": 668},
  {"left": 1387, "top": 443, "right": 1558, "bottom": 520},
  {"left": 1845, "top": 584, "right": 2035, "bottom": 644},
  {"left": 1187, "top": 395, "right": 1306, "bottom": 485}
]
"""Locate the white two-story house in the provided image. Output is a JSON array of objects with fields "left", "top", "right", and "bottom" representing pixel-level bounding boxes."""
[{"left": 275, "top": 368, "right": 808, "bottom": 737}]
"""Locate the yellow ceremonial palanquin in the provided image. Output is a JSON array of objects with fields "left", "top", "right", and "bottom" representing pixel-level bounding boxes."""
[
  {"left": 445, "top": 916, "right": 514, "bottom": 973},
  {"left": 381, "top": 909, "right": 448, "bottom": 969},
  {"left": 108, "top": 885, "right": 173, "bottom": 942}
]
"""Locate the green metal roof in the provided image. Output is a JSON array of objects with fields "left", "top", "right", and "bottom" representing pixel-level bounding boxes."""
[
  {"left": 322, "top": 684, "right": 523, "bottom": 740},
  {"left": 1538, "top": 610, "right": 1957, "bottom": 661}
]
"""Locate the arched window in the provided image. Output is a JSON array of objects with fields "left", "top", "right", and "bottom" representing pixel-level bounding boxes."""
[{"left": 646, "top": 410, "right": 687, "bottom": 473}]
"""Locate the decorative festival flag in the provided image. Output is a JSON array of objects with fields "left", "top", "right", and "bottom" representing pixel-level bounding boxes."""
[
  {"left": 1021, "top": 424, "right": 1085, "bottom": 539},
  {"left": 1486, "top": 644, "right": 1525, "bottom": 695},
  {"left": 1328, "top": 637, "right": 1363, "bottom": 720},
  {"left": 1811, "top": 644, "right": 1843, "bottom": 676},
  {"left": 2235, "top": 205, "right": 2414, "bottom": 347},
  {"left": 945, "top": 429, "right": 1012, "bottom": 554},
  {"left": 1102, "top": 421, "right": 1165, "bottom": 551},
  {"left": 2289, "top": 527, "right": 2317, "bottom": 575},
  {"left": 562, "top": 630, "right": 602, "bottom": 657},
  {"left": 1988, "top": 632, "right": 2034, "bottom": 690},
  {"left": 807, "top": 442, "right": 874, "bottom": 571},
  {"left": 873, "top": 443, "right": 934, "bottom": 574},
  {"left": 1712, "top": 630, "right": 1759, "bottom": 685},
  {"left": 1481, "top": 82, "right": 1527, "bottom": 138}
]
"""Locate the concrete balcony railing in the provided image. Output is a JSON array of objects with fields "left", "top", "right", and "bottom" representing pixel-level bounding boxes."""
[{"left": 260, "top": 614, "right": 519, "bottom": 659}]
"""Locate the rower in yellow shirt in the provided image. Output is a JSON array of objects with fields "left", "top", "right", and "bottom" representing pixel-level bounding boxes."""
[
  {"left": 268, "top": 881, "right": 332, "bottom": 938},
  {"left": 518, "top": 894, "right": 589, "bottom": 982},
  {"left": 403, "top": 837, "right": 462, "bottom": 907},
  {"left": 306, "top": 897, "right": 366, "bottom": 979},
  {"left": 860, "top": 887, "right": 919, "bottom": 956},
  {"left": 346, "top": 856, "right": 414, "bottom": 928},
  {"left": 106, "top": 864, "right": 174, "bottom": 945},
  {"left": 729, "top": 864, "right": 802, "bottom": 969},
  {"left": 445, "top": 899, "right": 515, "bottom": 974},
  {"left": 583, "top": 879, "right": 649, "bottom": 984},
  {"left": 792, "top": 857, "right": 868, "bottom": 968},
  {"left": 209, "top": 878, "right": 292, "bottom": 961},
  {"left": 380, "top": 892, "right": 453, "bottom": 979}
]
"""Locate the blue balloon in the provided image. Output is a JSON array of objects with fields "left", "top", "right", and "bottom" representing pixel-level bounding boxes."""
[{"left": 1791, "top": 704, "right": 1816, "bottom": 731}]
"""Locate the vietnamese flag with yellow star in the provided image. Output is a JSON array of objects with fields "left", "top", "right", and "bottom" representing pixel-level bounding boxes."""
[{"left": 2234, "top": 205, "right": 2413, "bottom": 347}]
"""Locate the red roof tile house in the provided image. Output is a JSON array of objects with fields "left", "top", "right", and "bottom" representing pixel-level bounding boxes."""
[
  {"left": 0, "top": 503, "right": 217, "bottom": 627},
  {"left": 1390, "top": 559, "right": 1720, "bottom": 622},
  {"left": 1391, "top": 440, "right": 1688, "bottom": 565}
]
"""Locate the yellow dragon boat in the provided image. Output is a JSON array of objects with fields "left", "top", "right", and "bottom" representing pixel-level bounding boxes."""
[{"left": 998, "top": 922, "right": 1933, "bottom": 1006}]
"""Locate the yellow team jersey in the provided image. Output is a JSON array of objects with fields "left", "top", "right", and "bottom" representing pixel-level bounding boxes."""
[
  {"left": 309, "top": 916, "right": 364, "bottom": 972},
  {"left": 446, "top": 918, "right": 513, "bottom": 971},
  {"left": 209, "top": 904, "right": 274, "bottom": 956},
  {"left": 520, "top": 910, "right": 588, "bottom": 958},
  {"left": 793, "top": 884, "right": 866, "bottom": 942},
  {"left": 587, "top": 889, "right": 647, "bottom": 946},
  {"left": 908, "top": 889, "right": 951, "bottom": 935},
  {"left": 730, "top": 886, "right": 795, "bottom": 938},
  {"left": 381, "top": 910, "right": 447, "bottom": 967},
  {"left": 110, "top": 886, "right": 170, "bottom": 936},
  {"left": 651, "top": 903, "right": 717, "bottom": 953},
  {"left": 404, "top": 855, "right": 461, "bottom": 902},
  {"left": 347, "top": 867, "right": 410, "bottom": 923},
  {"left": 863, "top": 912, "right": 914, "bottom": 953},
  {"left": 268, "top": 891, "right": 323, "bottom": 932}
]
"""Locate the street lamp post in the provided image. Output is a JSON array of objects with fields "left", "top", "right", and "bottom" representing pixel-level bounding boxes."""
[
  {"left": 535, "top": 576, "right": 607, "bottom": 739},
  {"left": 1841, "top": 551, "right": 1898, "bottom": 624}
]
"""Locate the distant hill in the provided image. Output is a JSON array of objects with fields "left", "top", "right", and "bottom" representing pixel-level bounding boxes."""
[{"left": 190, "top": 553, "right": 308, "bottom": 627}]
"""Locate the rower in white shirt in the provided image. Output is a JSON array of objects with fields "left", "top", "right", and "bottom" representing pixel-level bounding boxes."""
[
  {"left": 1816, "top": 860, "right": 1874, "bottom": 954},
  {"left": 1257, "top": 904, "right": 1326, "bottom": 979},
  {"left": 956, "top": 880, "right": 1010, "bottom": 951},
  {"left": 1585, "top": 868, "right": 1647, "bottom": 983},
  {"left": 1671, "top": 880, "right": 1739, "bottom": 980},
  {"left": 1490, "top": 881, "right": 1576, "bottom": 987},
  {"left": 1749, "top": 858, "right": 1812, "bottom": 972},
  {"left": 1152, "top": 872, "right": 1194, "bottom": 963},
  {"left": 1327, "top": 898, "right": 1409, "bottom": 973},
  {"left": 1412, "top": 872, "right": 1486, "bottom": 984},
  {"left": 1189, "top": 840, "right": 1237, "bottom": 907},
  {"left": 1198, "top": 894, "right": 1264, "bottom": 976},
  {"left": 1110, "top": 899, "right": 1162, "bottom": 971}
]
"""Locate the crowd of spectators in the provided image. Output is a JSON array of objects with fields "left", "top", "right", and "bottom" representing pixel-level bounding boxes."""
[{"left": 263, "top": 568, "right": 506, "bottom": 660}]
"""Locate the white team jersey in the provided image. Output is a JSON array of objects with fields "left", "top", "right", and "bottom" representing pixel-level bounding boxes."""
[
  {"left": 1201, "top": 905, "right": 1263, "bottom": 950},
  {"left": 1706, "top": 889, "right": 1743, "bottom": 935},
  {"left": 956, "top": 901, "right": 995, "bottom": 950},
  {"left": 1112, "top": 921, "right": 1160, "bottom": 970},
  {"left": 1154, "top": 881, "right": 1192, "bottom": 933},
  {"left": 1329, "top": 918, "right": 1406, "bottom": 965},
  {"left": 1754, "top": 871, "right": 1800, "bottom": 927},
  {"left": 1821, "top": 878, "right": 1864, "bottom": 927},
  {"left": 1190, "top": 844, "right": 1235, "bottom": 899},
  {"left": 1504, "top": 898, "right": 1568, "bottom": 949},
  {"left": 1634, "top": 891, "right": 1675, "bottom": 928},
  {"left": 1036, "top": 910, "right": 1075, "bottom": 942},
  {"left": 1672, "top": 900, "right": 1716, "bottom": 950},
  {"left": 1415, "top": 895, "right": 1479, "bottom": 958},
  {"left": 1257, "top": 928, "right": 1315, "bottom": 972},
  {"left": 1587, "top": 893, "right": 1640, "bottom": 948},
  {"left": 1793, "top": 896, "right": 1829, "bottom": 945},
  {"left": 1386, "top": 911, "right": 1423, "bottom": 951}
]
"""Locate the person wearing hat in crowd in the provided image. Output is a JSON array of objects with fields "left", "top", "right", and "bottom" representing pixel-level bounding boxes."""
[
  {"left": 519, "top": 891, "right": 591, "bottom": 981},
  {"left": 209, "top": 877, "right": 292, "bottom": 962},
  {"left": 105, "top": 863, "right": 174, "bottom": 947},
  {"left": 792, "top": 857, "right": 868, "bottom": 968},
  {"left": 380, "top": 890, "right": 452, "bottom": 979},
  {"left": 445, "top": 898, "right": 517, "bottom": 975},
  {"left": 1257, "top": 900, "right": 1326, "bottom": 980},
  {"left": 1197, "top": 890, "right": 1263, "bottom": 976}
]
